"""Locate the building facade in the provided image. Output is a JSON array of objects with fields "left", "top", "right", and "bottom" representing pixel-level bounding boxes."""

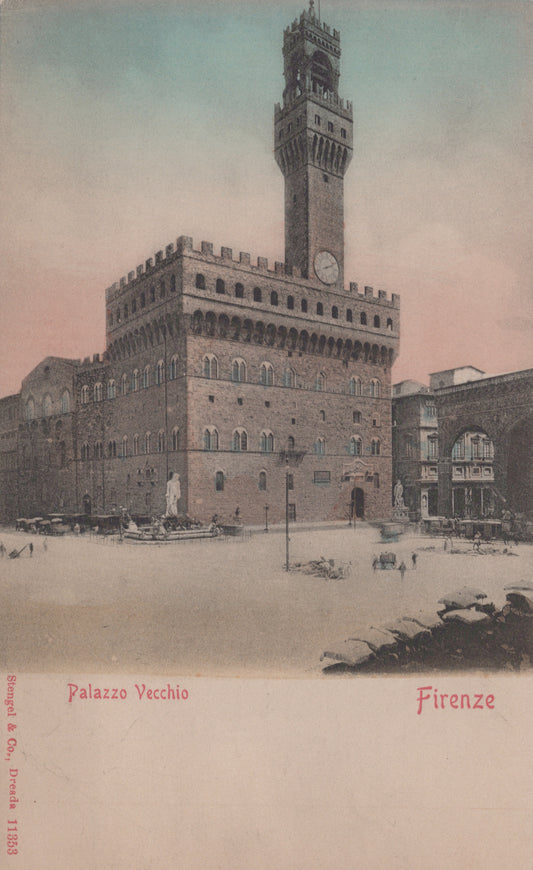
[
  {"left": 0, "top": 4, "right": 399, "bottom": 526},
  {"left": 392, "top": 367, "right": 533, "bottom": 522}
]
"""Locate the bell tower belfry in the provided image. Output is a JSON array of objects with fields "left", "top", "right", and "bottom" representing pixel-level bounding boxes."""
[{"left": 274, "top": 2, "right": 353, "bottom": 289}]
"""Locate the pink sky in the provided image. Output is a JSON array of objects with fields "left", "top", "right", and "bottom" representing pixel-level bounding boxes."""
[{"left": 1, "top": 0, "right": 531, "bottom": 396}]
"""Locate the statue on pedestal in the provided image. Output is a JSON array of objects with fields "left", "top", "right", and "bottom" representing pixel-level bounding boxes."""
[{"left": 165, "top": 472, "right": 181, "bottom": 517}]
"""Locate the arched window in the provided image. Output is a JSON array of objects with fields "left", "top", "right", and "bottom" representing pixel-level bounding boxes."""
[
  {"left": 107, "top": 379, "right": 116, "bottom": 400},
  {"left": 195, "top": 273, "right": 205, "bottom": 290},
  {"left": 204, "top": 428, "right": 219, "bottom": 451},
  {"left": 315, "top": 371, "right": 326, "bottom": 391},
  {"left": 320, "top": 410, "right": 326, "bottom": 421},
  {"left": 121, "top": 435, "right": 128, "bottom": 458},
  {"left": 315, "top": 437, "right": 326, "bottom": 455},
  {"left": 203, "top": 355, "right": 218, "bottom": 379},
  {"left": 172, "top": 427, "right": 179, "bottom": 451},
  {"left": 353, "top": 410, "right": 362, "bottom": 423},
  {"left": 25, "top": 397, "right": 35, "bottom": 420},
  {"left": 386, "top": 318, "right": 393, "bottom": 330},
  {"left": 350, "top": 436, "right": 362, "bottom": 456},
  {"left": 346, "top": 309, "right": 353, "bottom": 323},
  {"left": 232, "top": 429, "right": 248, "bottom": 452},
  {"left": 374, "top": 315, "right": 381, "bottom": 328},
  {"left": 80, "top": 387, "right": 89, "bottom": 406},
  {"left": 270, "top": 291, "right": 279, "bottom": 306},
  {"left": 108, "top": 311, "right": 114, "bottom": 327},
  {"left": 349, "top": 377, "right": 362, "bottom": 396},
  {"left": 116, "top": 307, "right": 121, "bottom": 323},
  {"left": 121, "top": 374, "right": 128, "bottom": 396},
  {"left": 287, "top": 436, "right": 295, "bottom": 450},
  {"left": 158, "top": 430, "right": 165, "bottom": 453},
  {"left": 170, "top": 274, "right": 176, "bottom": 293},
  {"left": 133, "top": 434, "right": 140, "bottom": 456},
  {"left": 253, "top": 287, "right": 262, "bottom": 302},
  {"left": 301, "top": 299, "right": 308, "bottom": 313},
  {"left": 160, "top": 278, "right": 166, "bottom": 298},
  {"left": 43, "top": 393, "right": 52, "bottom": 417},
  {"left": 258, "top": 471, "right": 267, "bottom": 491},
  {"left": 260, "top": 363, "right": 274, "bottom": 386},
  {"left": 132, "top": 370, "right": 140, "bottom": 392},
  {"left": 155, "top": 360, "right": 164, "bottom": 386},
  {"left": 360, "top": 312, "right": 367, "bottom": 325},
  {"left": 370, "top": 379, "right": 381, "bottom": 398},
  {"left": 150, "top": 286, "right": 155, "bottom": 303},
  {"left": 216, "top": 278, "right": 225, "bottom": 294},
  {"left": 232, "top": 359, "right": 246, "bottom": 383},
  {"left": 282, "top": 368, "right": 295, "bottom": 388},
  {"left": 94, "top": 383, "right": 103, "bottom": 402},
  {"left": 143, "top": 366, "right": 150, "bottom": 389},
  {"left": 93, "top": 441, "right": 102, "bottom": 459},
  {"left": 123, "top": 304, "right": 128, "bottom": 320},
  {"left": 371, "top": 438, "right": 381, "bottom": 455},
  {"left": 235, "top": 282, "right": 244, "bottom": 298},
  {"left": 81, "top": 442, "right": 90, "bottom": 460},
  {"left": 287, "top": 295, "right": 294, "bottom": 310},
  {"left": 61, "top": 390, "right": 70, "bottom": 414},
  {"left": 260, "top": 431, "right": 274, "bottom": 453},
  {"left": 316, "top": 302, "right": 324, "bottom": 316},
  {"left": 144, "top": 432, "right": 151, "bottom": 454},
  {"left": 332, "top": 306, "right": 338, "bottom": 319},
  {"left": 169, "top": 355, "right": 178, "bottom": 380},
  {"left": 140, "top": 292, "right": 146, "bottom": 309},
  {"left": 215, "top": 471, "right": 225, "bottom": 492},
  {"left": 108, "top": 440, "right": 117, "bottom": 458}
]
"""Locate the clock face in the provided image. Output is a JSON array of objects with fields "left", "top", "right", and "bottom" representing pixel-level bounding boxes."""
[{"left": 314, "top": 250, "right": 339, "bottom": 285}]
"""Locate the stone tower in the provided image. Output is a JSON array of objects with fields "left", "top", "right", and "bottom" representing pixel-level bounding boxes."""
[{"left": 274, "top": 1, "right": 353, "bottom": 289}]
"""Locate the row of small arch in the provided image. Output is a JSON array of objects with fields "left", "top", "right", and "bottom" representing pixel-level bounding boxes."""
[
  {"left": 25, "top": 391, "right": 71, "bottom": 421},
  {"left": 276, "top": 133, "right": 349, "bottom": 176},
  {"left": 191, "top": 311, "right": 395, "bottom": 365}
]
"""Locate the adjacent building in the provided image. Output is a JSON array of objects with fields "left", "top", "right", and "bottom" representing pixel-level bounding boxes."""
[{"left": 392, "top": 367, "right": 533, "bottom": 521}]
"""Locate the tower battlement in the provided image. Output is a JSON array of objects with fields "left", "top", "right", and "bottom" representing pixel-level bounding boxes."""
[{"left": 104, "top": 235, "right": 399, "bottom": 309}]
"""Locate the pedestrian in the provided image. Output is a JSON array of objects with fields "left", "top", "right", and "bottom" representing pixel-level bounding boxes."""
[
  {"left": 0, "top": 542, "right": 5, "bottom": 557},
  {"left": 29, "top": 542, "right": 33, "bottom": 557},
  {"left": 43, "top": 538, "right": 48, "bottom": 552},
  {"left": 411, "top": 552, "right": 418, "bottom": 569},
  {"left": 398, "top": 560, "right": 406, "bottom": 580},
  {"left": 372, "top": 556, "right": 378, "bottom": 572}
]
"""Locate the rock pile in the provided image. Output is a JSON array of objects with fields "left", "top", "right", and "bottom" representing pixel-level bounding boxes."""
[{"left": 321, "top": 584, "right": 533, "bottom": 673}]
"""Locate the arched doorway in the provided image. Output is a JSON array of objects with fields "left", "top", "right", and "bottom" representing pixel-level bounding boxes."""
[
  {"left": 507, "top": 418, "right": 533, "bottom": 515},
  {"left": 82, "top": 493, "right": 91, "bottom": 515},
  {"left": 351, "top": 487, "right": 365, "bottom": 519}
]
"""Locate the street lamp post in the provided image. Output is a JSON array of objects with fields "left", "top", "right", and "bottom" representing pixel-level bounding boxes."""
[
  {"left": 285, "top": 458, "right": 290, "bottom": 571},
  {"left": 264, "top": 504, "right": 269, "bottom": 532}
]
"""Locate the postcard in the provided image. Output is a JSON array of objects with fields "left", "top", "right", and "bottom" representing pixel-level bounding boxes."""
[{"left": 1, "top": 1, "right": 532, "bottom": 867}]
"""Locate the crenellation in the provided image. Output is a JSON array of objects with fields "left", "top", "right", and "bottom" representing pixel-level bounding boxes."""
[
  {"left": 165, "top": 243, "right": 174, "bottom": 258},
  {"left": 221, "top": 246, "right": 233, "bottom": 260},
  {"left": 145, "top": 257, "right": 153, "bottom": 271},
  {"left": 364, "top": 286, "right": 374, "bottom": 298},
  {"left": 274, "top": 261, "right": 285, "bottom": 275},
  {"left": 378, "top": 290, "right": 387, "bottom": 299},
  {"left": 239, "top": 252, "right": 250, "bottom": 266},
  {"left": 201, "top": 241, "right": 213, "bottom": 256},
  {"left": 257, "top": 256, "right": 268, "bottom": 270},
  {"left": 128, "top": 271, "right": 135, "bottom": 283},
  {"left": 136, "top": 265, "right": 143, "bottom": 278},
  {"left": 120, "top": 277, "right": 126, "bottom": 288},
  {"left": 349, "top": 282, "right": 358, "bottom": 294},
  {"left": 155, "top": 250, "right": 163, "bottom": 264}
]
